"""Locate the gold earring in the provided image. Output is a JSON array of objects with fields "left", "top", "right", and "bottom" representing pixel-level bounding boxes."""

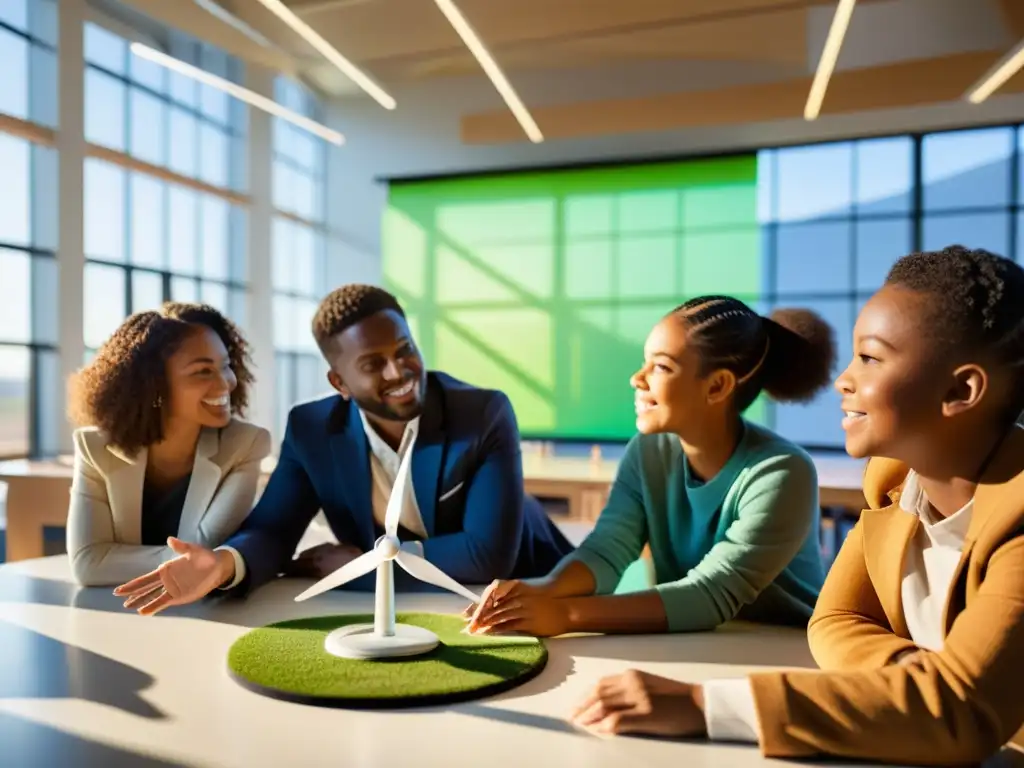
[{"left": 153, "top": 396, "right": 162, "bottom": 409}]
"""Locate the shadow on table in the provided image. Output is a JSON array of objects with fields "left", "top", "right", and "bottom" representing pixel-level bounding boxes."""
[
  {"left": 546, "top": 621, "right": 816, "bottom": 669},
  {"left": 0, "top": 711, "right": 185, "bottom": 767},
  {"left": 0, "top": 619, "right": 165, "bottom": 720},
  {"left": 0, "top": 568, "right": 290, "bottom": 624},
  {"left": 493, "top": 641, "right": 575, "bottom": 702},
  {"left": 453, "top": 703, "right": 587, "bottom": 737},
  {"left": 445, "top": 639, "right": 576, "bottom": 703},
  {"left": 441, "top": 645, "right": 538, "bottom": 680},
  {"left": 0, "top": 570, "right": 127, "bottom": 614},
  {"left": 0, "top": 567, "right": 463, "bottom": 629}
]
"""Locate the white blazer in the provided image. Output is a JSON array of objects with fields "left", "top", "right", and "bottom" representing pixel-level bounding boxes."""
[{"left": 66, "top": 417, "right": 272, "bottom": 587}]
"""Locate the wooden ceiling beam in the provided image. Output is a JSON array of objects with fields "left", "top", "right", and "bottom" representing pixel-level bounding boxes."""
[
  {"left": 998, "top": 0, "right": 1024, "bottom": 38},
  {"left": 270, "top": 0, "right": 890, "bottom": 67},
  {"left": 447, "top": 0, "right": 868, "bottom": 50},
  {"left": 372, "top": 7, "right": 813, "bottom": 80},
  {"left": 461, "top": 51, "right": 1024, "bottom": 144}
]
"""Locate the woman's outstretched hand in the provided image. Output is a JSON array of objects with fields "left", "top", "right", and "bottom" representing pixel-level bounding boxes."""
[{"left": 113, "top": 537, "right": 235, "bottom": 615}]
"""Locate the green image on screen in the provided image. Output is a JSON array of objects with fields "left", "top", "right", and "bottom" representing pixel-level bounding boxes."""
[{"left": 382, "top": 155, "right": 766, "bottom": 441}]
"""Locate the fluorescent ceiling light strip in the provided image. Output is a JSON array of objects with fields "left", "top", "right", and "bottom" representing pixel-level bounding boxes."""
[
  {"left": 804, "top": 0, "right": 857, "bottom": 121},
  {"left": 249, "top": 0, "right": 396, "bottom": 110},
  {"left": 432, "top": 0, "right": 542, "bottom": 143},
  {"left": 964, "top": 38, "right": 1024, "bottom": 103},
  {"left": 192, "top": 0, "right": 275, "bottom": 49},
  {"left": 130, "top": 43, "right": 344, "bottom": 145},
  {"left": 292, "top": 0, "right": 373, "bottom": 15}
]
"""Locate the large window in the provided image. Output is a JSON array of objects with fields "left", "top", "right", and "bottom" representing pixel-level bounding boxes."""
[
  {"left": 82, "top": 159, "right": 248, "bottom": 352},
  {"left": 271, "top": 76, "right": 329, "bottom": 435},
  {"left": 385, "top": 126, "right": 1024, "bottom": 451},
  {"left": 81, "top": 22, "right": 248, "bottom": 356},
  {"left": 83, "top": 23, "right": 245, "bottom": 191},
  {"left": 0, "top": 135, "right": 58, "bottom": 459},
  {"left": 0, "top": 0, "right": 57, "bottom": 128},
  {"left": 0, "top": 1, "right": 58, "bottom": 459},
  {"left": 757, "top": 136, "right": 916, "bottom": 448},
  {"left": 758, "top": 127, "right": 1022, "bottom": 449}
]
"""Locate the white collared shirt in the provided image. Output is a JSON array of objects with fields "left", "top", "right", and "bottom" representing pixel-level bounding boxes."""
[
  {"left": 701, "top": 470, "right": 972, "bottom": 742},
  {"left": 219, "top": 409, "right": 427, "bottom": 588},
  {"left": 358, "top": 409, "right": 429, "bottom": 540},
  {"left": 898, "top": 471, "right": 972, "bottom": 651}
]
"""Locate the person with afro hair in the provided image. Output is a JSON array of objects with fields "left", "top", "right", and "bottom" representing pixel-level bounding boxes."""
[
  {"left": 113, "top": 284, "right": 575, "bottom": 612},
  {"left": 467, "top": 293, "right": 837, "bottom": 638},
  {"left": 65, "top": 302, "right": 271, "bottom": 588},
  {"left": 568, "top": 246, "right": 1024, "bottom": 766}
]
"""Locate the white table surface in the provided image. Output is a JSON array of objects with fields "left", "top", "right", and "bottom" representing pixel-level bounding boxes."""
[{"left": 0, "top": 557, "right": 918, "bottom": 768}]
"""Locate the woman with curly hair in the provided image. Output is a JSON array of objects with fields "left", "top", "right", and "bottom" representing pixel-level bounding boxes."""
[{"left": 65, "top": 302, "right": 271, "bottom": 587}]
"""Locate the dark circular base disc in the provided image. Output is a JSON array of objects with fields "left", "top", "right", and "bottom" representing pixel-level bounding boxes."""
[{"left": 226, "top": 612, "right": 548, "bottom": 709}]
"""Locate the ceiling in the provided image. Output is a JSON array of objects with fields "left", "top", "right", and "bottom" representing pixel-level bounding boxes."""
[{"left": 100, "top": 0, "right": 1024, "bottom": 143}]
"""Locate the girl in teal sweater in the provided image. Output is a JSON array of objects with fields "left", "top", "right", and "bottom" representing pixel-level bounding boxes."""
[{"left": 466, "top": 296, "right": 837, "bottom": 636}]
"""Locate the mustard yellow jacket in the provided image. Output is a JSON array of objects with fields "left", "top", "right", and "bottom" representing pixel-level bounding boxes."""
[{"left": 747, "top": 428, "right": 1024, "bottom": 765}]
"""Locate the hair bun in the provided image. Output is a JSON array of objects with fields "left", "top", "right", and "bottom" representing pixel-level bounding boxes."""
[{"left": 760, "top": 308, "right": 837, "bottom": 403}]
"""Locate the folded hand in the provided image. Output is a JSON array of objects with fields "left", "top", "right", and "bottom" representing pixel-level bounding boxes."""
[
  {"left": 463, "top": 579, "right": 536, "bottom": 629},
  {"left": 462, "top": 579, "right": 571, "bottom": 637},
  {"left": 569, "top": 670, "right": 708, "bottom": 737}
]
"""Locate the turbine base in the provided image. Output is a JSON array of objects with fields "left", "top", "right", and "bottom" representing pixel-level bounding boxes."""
[{"left": 323, "top": 623, "right": 439, "bottom": 660}]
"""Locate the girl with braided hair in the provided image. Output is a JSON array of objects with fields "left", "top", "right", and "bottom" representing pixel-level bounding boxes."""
[
  {"left": 65, "top": 303, "right": 271, "bottom": 588},
  {"left": 567, "top": 246, "right": 1024, "bottom": 766},
  {"left": 465, "top": 293, "right": 837, "bottom": 637}
]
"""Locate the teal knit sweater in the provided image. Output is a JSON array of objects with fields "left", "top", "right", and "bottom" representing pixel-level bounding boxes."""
[{"left": 567, "top": 421, "right": 826, "bottom": 632}]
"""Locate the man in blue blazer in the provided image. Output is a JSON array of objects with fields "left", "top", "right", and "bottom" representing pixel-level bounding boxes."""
[{"left": 113, "top": 284, "right": 575, "bottom": 613}]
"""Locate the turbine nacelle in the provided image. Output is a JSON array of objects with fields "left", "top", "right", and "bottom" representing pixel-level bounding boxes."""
[{"left": 374, "top": 535, "right": 401, "bottom": 560}]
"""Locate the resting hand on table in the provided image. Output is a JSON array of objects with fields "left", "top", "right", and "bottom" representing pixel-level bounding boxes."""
[
  {"left": 569, "top": 670, "right": 707, "bottom": 737},
  {"left": 285, "top": 542, "right": 363, "bottom": 580},
  {"left": 463, "top": 579, "right": 569, "bottom": 637},
  {"left": 113, "top": 537, "right": 235, "bottom": 615}
]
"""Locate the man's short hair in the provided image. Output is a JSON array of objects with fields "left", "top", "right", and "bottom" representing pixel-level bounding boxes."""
[{"left": 311, "top": 284, "right": 405, "bottom": 355}]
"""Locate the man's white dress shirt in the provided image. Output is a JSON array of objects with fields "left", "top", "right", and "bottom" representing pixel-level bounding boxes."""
[{"left": 219, "top": 409, "right": 427, "bottom": 588}]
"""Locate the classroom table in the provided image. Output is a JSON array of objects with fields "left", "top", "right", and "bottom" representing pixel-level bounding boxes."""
[
  {"left": 0, "top": 556, "right": 909, "bottom": 768},
  {"left": 0, "top": 452, "right": 868, "bottom": 563}
]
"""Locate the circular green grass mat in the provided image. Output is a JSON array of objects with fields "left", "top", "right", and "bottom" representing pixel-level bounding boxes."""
[{"left": 226, "top": 613, "right": 547, "bottom": 708}]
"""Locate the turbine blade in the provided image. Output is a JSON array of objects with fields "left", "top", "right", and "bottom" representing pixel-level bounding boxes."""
[
  {"left": 394, "top": 551, "right": 481, "bottom": 604},
  {"left": 293, "top": 549, "right": 382, "bottom": 602},
  {"left": 383, "top": 430, "right": 417, "bottom": 537}
]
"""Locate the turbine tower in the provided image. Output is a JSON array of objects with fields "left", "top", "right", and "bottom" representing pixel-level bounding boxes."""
[{"left": 294, "top": 433, "right": 481, "bottom": 659}]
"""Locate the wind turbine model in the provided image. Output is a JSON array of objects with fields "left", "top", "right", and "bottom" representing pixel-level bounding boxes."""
[{"left": 294, "top": 434, "right": 481, "bottom": 660}]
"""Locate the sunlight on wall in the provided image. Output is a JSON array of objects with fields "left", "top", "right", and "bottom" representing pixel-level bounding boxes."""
[
  {"left": 381, "top": 207, "right": 428, "bottom": 301},
  {"left": 382, "top": 155, "right": 762, "bottom": 440}
]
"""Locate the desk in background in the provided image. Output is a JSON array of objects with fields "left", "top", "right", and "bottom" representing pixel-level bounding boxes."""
[
  {"left": 0, "top": 458, "right": 76, "bottom": 563},
  {"left": 0, "top": 451, "right": 867, "bottom": 564},
  {"left": 523, "top": 451, "right": 867, "bottom": 521}
]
